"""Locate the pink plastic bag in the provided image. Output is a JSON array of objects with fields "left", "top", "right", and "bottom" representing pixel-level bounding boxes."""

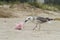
[{"left": 15, "top": 22, "right": 24, "bottom": 30}]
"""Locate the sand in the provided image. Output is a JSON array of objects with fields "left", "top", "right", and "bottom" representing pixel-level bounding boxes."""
[{"left": 0, "top": 18, "right": 60, "bottom": 40}]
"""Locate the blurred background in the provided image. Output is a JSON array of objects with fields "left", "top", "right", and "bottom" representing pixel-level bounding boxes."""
[{"left": 0, "top": 0, "right": 60, "bottom": 18}]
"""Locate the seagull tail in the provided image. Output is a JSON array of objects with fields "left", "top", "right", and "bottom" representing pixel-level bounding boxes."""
[{"left": 54, "top": 18, "right": 60, "bottom": 21}]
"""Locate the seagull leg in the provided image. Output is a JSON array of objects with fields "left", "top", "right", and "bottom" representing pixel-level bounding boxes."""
[
  {"left": 33, "top": 23, "right": 38, "bottom": 30},
  {"left": 38, "top": 24, "right": 41, "bottom": 31}
]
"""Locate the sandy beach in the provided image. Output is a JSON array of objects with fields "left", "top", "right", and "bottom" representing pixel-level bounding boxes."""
[{"left": 0, "top": 18, "right": 60, "bottom": 40}]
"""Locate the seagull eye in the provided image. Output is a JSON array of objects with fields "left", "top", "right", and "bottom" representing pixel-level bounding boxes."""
[{"left": 28, "top": 18, "right": 30, "bottom": 20}]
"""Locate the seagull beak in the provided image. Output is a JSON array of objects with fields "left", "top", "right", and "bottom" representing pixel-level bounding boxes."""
[{"left": 25, "top": 20, "right": 28, "bottom": 22}]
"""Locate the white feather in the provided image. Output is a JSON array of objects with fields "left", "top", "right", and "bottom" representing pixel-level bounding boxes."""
[{"left": 48, "top": 21, "right": 51, "bottom": 23}]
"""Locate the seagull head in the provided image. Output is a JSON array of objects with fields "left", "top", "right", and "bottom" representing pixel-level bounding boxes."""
[{"left": 24, "top": 16, "right": 33, "bottom": 23}]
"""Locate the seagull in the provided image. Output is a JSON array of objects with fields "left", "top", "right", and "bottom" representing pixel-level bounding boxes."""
[{"left": 24, "top": 16, "right": 54, "bottom": 30}]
